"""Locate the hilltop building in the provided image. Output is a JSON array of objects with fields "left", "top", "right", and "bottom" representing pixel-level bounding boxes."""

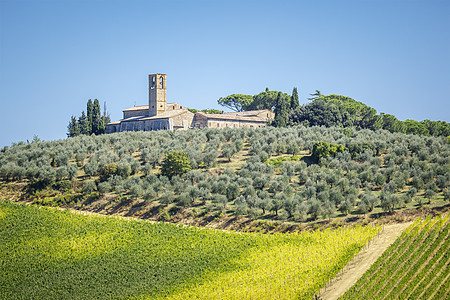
[{"left": 106, "top": 73, "right": 274, "bottom": 133}]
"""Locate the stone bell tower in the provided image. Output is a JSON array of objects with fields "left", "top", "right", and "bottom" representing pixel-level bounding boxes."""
[{"left": 149, "top": 73, "right": 167, "bottom": 117}]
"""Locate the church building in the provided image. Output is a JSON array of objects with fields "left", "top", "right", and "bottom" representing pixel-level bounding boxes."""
[{"left": 106, "top": 73, "right": 274, "bottom": 133}]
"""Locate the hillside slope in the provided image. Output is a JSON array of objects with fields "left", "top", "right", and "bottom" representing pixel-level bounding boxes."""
[
  {"left": 0, "top": 200, "right": 380, "bottom": 300},
  {"left": 1, "top": 126, "right": 449, "bottom": 230},
  {"left": 319, "top": 222, "right": 411, "bottom": 300},
  {"left": 341, "top": 213, "right": 450, "bottom": 299}
]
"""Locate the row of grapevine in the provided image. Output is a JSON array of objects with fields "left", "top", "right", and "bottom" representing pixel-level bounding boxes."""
[
  {"left": 341, "top": 213, "right": 449, "bottom": 299},
  {"left": 389, "top": 219, "right": 448, "bottom": 298},
  {"left": 0, "top": 200, "right": 380, "bottom": 299},
  {"left": 163, "top": 227, "right": 382, "bottom": 300},
  {"left": 341, "top": 218, "right": 425, "bottom": 298}
]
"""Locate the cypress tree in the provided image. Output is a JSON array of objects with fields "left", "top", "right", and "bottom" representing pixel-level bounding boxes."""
[
  {"left": 92, "top": 99, "right": 102, "bottom": 134},
  {"left": 103, "top": 101, "right": 111, "bottom": 124},
  {"left": 78, "top": 111, "right": 89, "bottom": 135},
  {"left": 98, "top": 117, "right": 106, "bottom": 134},
  {"left": 274, "top": 92, "right": 288, "bottom": 127},
  {"left": 86, "top": 99, "right": 93, "bottom": 134},
  {"left": 67, "top": 98, "right": 107, "bottom": 137},
  {"left": 291, "top": 87, "right": 299, "bottom": 109},
  {"left": 67, "top": 116, "right": 80, "bottom": 137}
]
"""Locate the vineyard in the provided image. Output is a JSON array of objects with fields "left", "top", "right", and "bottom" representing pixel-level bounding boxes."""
[
  {"left": 341, "top": 213, "right": 450, "bottom": 299},
  {"left": 0, "top": 201, "right": 380, "bottom": 300}
]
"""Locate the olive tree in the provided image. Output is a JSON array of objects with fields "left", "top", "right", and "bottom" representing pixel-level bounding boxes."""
[{"left": 161, "top": 151, "right": 192, "bottom": 178}]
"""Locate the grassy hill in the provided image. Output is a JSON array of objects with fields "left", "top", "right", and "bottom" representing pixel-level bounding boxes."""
[
  {"left": 1, "top": 126, "right": 449, "bottom": 231},
  {"left": 341, "top": 213, "right": 449, "bottom": 299},
  {"left": 0, "top": 201, "right": 379, "bottom": 299},
  {"left": 1, "top": 125, "right": 449, "bottom": 299}
]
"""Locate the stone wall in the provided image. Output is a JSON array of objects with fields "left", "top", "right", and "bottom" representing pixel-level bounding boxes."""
[
  {"left": 166, "top": 103, "right": 185, "bottom": 111},
  {"left": 123, "top": 109, "right": 149, "bottom": 119},
  {"left": 120, "top": 121, "right": 144, "bottom": 132},
  {"left": 106, "top": 110, "right": 194, "bottom": 133},
  {"left": 256, "top": 110, "right": 275, "bottom": 120},
  {"left": 207, "top": 119, "right": 266, "bottom": 128},
  {"left": 107, "top": 73, "right": 272, "bottom": 133},
  {"left": 108, "top": 111, "right": 269, "bottom": 134},
  {"left": 149, "top": 73, "right": 167, "bottom": 117},
  {"left": 192, "top": 114, "right": 209, "bottom": 128},
  {"left": 106, "top": 124, "right": 120, "bottom": 133},
  {"left": 192, "top": 114, "right": 267, "bottom": 129},
  {"left": 171, "top": 111, "right": 194, "bottom": 129},
  {"left": 146, "top": 119, "right": 171, "bottom": 131}
]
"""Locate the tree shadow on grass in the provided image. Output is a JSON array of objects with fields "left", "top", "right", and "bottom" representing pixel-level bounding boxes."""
[
  {"left": 300, "top": 155, "right": 315, "bottom": 166},
  {"left": 369, "top": 211, "right": 390, "bottom": 219},
  {"left": 140, "top": 204, "right": 163, "bottom": 219},
  {"left": 345, "top": 216, "right": 361, "bottom": 223},
  {"left": 81, "top": 193, "right": 100, "bottom": 207},
  {"left": 217, "top": 216, "right": 239, "bottom": 229},
  {"left": 124, "top": 200, "right": 147, "bottom": 217},
  {"left": 107, "top": 197, "right": 134, "bottom": 215}
]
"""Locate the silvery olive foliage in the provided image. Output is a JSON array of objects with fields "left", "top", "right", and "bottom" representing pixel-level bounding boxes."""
[{"left": 1, "top": 125, "right": 449, "bottom": 219}]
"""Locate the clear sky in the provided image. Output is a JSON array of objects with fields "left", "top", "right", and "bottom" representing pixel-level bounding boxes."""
[{"left": 1, "top": 0, "right": 449, "bottom": 147}]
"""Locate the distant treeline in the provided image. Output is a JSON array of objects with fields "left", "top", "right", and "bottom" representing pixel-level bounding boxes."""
[
  {"left": 289, "top": 94, "right": 450, "bottom": 138},
  {"left": 217, "top": 90, "right": 450, "bottom": 138},
  {"left": 67, "top": 99, "right": 110, "bottom": 137},
  {"left": 188, "top": 108, "right": 223, "bottom": 114}
]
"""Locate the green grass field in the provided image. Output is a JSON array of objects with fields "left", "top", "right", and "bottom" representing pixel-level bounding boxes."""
[
  {"left": 0, "top": 201, "right": 379, "bottom": 299},
  {"left": 341, "top": 213, "right": 450, "bottom": 300}
]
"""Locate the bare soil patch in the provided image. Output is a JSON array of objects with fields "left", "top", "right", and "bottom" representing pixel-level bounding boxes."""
[
  {"left": 1, "top": 181, "right": 448, "bottom": 235},
  {"left": 320, "top": 222, "right": 412, "bottom": 300}
]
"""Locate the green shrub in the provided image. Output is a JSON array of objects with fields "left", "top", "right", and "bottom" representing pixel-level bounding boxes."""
[
  {"left": 99, "top": 163, "right": 118, "bottom": 180},
  {"left": 53, "top": 180, "right": 72, "bottom": 191},
  {"left": 161, "top": 151, "right": 192, "bottom": 178},
  {"left": 98, "top": 182, "right": 112, "bottom": 195},
  {"left": 265, "top": 155, "right": 301, "bottom": 167},
  {"left": 82, "top": 180, "right": 97, "bottom": 194},
  {"left": 117, "top": 163, "right": 131, "bottom": 178},
  {"left": 311, "top": 141, "right": 345, "bottom": 163}
]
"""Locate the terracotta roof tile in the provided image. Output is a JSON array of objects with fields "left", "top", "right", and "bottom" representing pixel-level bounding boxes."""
[
  {"left": 123, "top": 105, "right": 149, "bottom": 112},
  {"left": 195, "top": 112, "right": 268, "bottom": 122},
  {"left": 141, "top": 109, "right": 188, "bottom": 120},
  {"left": 123, "top": 102, "right": 185, "bottom": 112},
  {"left": 221, "top": 110, "right": 269, "bottom": 117}
]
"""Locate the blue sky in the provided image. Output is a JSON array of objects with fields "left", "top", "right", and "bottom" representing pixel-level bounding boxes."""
[{"left": 1, "top": 0, "right": 449, "bottom": 147}]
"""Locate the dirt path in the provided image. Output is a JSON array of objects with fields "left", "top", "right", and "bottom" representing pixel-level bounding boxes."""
[{"left": 320, "top": 222, "right": 412, "bottom": 300}]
